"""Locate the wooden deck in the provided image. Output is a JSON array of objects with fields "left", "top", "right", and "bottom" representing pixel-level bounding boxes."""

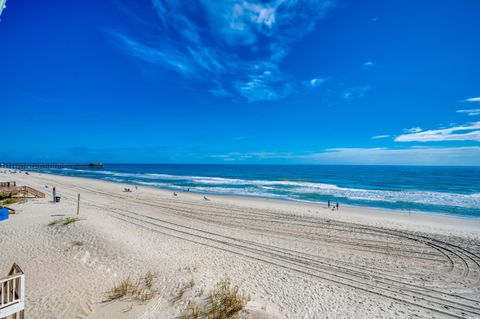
[{"left": 0, "top": 186, "right": 45, "bottom": 198}]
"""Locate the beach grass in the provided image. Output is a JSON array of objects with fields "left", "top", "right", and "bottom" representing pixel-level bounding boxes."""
[
  {"left": 0, "top": 197, "right": 27, "bottom": 206},
  {"left": 71, "top": 240, "right": 84, "bottom": 247},
  {"left": 48, "top": 217, "right": 82, "bottom": 226},
  {"left": 65, "top": 240, "right": 85, "bottom": 251},
  {"left": 107, "top": 272, "right": 156, "bottom": 302},
  {"left": 172, "top": 285, "right": 189, "bottom": 303},
  {"left": 145, "top": 271, "right": 153, "bottom": 289},
  {"left": 180, "top": 278, "right": 249, "bottom": 319}
]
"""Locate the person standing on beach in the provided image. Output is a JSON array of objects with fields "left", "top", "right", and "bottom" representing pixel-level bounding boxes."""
[
  {"left": 328, "top": 200, "right": 331, "bottom": 208},
  {"left": 336, "top": 202, "right": 339, "bottom": 210}
]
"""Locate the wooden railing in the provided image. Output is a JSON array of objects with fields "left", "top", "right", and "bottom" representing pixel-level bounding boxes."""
[
  {"left": 0, "top": 186, "right": 45, "bottom": 199},
  {"left": 0, "top": 182, "right": 15, "bottom": 188},
  {"left": 0, "top": 264, "right": 25, "bottom": 319},
  {"left": 22, "top": 186, "right": 45, "bottom": 198}
]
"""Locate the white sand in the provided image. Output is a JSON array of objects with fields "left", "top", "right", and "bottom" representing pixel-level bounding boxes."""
[{"left": 1, "top": 171, "right": 480, "bottom": 319}]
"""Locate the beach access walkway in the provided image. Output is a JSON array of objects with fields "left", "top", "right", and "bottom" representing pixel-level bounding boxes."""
[{"left": 0, "top": 182, "right": 45, "bottom": 199}]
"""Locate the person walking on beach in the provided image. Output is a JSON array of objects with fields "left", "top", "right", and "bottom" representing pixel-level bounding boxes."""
[
  {"left": 328, "top": 200, "right": 331, "bottom": 208},
  {"left": 336, "top": 202, "right": 339, "bottom": 210}
]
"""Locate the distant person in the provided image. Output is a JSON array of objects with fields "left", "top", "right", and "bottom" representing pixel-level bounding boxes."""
[
  {"left": 327, "top": 200, "right": 331, "bottom": 208},
  {"left": 336, "top": 202, "right": 339, "bottom": 210},
  {"left": 135, "top": 186, "right": 138, "bottom": 190}
]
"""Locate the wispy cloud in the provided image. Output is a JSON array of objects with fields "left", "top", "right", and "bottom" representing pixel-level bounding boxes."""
[
  {"left": 395, "top": 122, "right": 480, "bottom": 142},
  {"left": 465, "top": 97, "right": 480, "bottom": 102},
  {"left": 307, "top": 78, "right": 326, "bottom": 88},
  {"left": 111, "top": 0, "right": 335, "bottom": 102},
  {"left": 457, "top": 109, "right": 480, "bottom": 116},
  {"left": 371, "top": 135, "right": 390, "bottom": 139},
  {"left": 403, "top": 127, "right": 422, "bottom": 133},
  {"left": 342, "top": 86, "right": 370, "bottom": 100},
  {"left": 208, "top": 146, "right": 480, "bottom": 165},
  {"left": 302, "top": 147, "right": 480, "bottom": 165},
  {"left": 362, "top": 61, "right": 375, "bottom": 69}
]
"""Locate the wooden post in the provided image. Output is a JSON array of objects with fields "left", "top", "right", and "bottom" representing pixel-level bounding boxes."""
[
  {"left": 52, "top": 187, "right": 56, "bottom": 203},
  {"left": 77, "top": 193, "right": 80, "bottom": 215}
]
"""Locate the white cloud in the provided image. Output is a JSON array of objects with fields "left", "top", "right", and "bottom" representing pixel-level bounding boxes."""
[
  {"left": 302, "top": 147, "right": 480, "bottom": 165},
  {"left": 112, "top": 0, "right": 336, "bottom": 102},
  {"left": 362, "top": 61, "right": 375, "bottom": 69},
  {"left": 308, "top": 78, "right": 326, "bottom": 88},
  {"left": 342, "top": 86, "right": 370, "bottom": 100},
  {"left": 371, "top": 135, "right": 390, "bottom": 139},
  {"left": 209, "top": 147, "right": 480, "bottom": 165},
  {"left": 457, "top": 109, "right": 480, "bottom": 116},
  {"left": 395, "top": 121, "right": 480, "bottom": 142},
  {"left": 465, "top": 97, "right": 480, "bottom": 102},
  {"left": 403, "top": 127, "right": 422, "bottom": 133}
]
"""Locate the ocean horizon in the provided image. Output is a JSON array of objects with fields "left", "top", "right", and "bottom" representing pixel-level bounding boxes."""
[{"left": 19, "top": 164, "right": 480, "bottom": 218}]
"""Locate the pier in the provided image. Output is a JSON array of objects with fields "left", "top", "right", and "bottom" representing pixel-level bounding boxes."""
[{"left": 0, "top": 163, "right": 103, "bottom": 169}]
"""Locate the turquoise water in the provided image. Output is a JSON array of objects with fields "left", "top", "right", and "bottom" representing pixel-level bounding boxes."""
[{"left": 27, "top": 164, "right": 480, "bottom": 218}]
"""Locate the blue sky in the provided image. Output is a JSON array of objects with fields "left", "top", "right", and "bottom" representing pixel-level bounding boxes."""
[{"left": 1, "top": 0, "right": 479, "bottom": 165}]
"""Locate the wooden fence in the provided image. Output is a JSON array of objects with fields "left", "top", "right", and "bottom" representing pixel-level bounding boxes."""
[{"left": 0, "top": 264, "right": 25, "bottom": 319}]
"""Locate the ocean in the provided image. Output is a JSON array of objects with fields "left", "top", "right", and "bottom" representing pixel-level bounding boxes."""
[{"left": 24, "top": 164, "right": 480, "bottom": 218}]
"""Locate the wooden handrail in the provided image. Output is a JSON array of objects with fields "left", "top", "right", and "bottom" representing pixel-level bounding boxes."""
[
  {"left": 23, "top": 186, "right": 45, "bottom": 198},
  {"left": 0, "top": 274, "right": 24, "bottom": 307},
  {"left": 0, "top": 273, "right": 22, "bottom": 283},
  {"left": 0, "top": 264, "right": 25, "bottom": 319},
  {"left": 0, "top": 186, "right": 45, "bottom": 198}
]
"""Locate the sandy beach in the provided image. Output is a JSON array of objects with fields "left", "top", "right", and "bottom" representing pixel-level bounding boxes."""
[{"left": 1, "top": 170, "right": 480, "bottom": 319}]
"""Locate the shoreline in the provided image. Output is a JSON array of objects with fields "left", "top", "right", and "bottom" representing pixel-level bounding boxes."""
[
  {"left": 8, "top": 166, "right": 480, "bottom": 220},
  {"left": 7, "top": 169, "right": 480, "bottom": 234},
  {"left": 20, "top": 167, "right": 480, "bottom": 220},
  {"left": 28, "top": 170, "right": 480, "bottom": 222}
]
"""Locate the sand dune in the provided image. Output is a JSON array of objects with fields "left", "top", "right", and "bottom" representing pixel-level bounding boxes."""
[{"left": 1, "top": 171, "right": 480, "bottom": 318}]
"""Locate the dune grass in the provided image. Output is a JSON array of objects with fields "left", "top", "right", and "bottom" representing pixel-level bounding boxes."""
[
  {"left": 65, "top": 240, "right": 85, "bottom": 251},
  {"left": 71, "top": 240, "right": 84, "bottom": 247},
  {"left": 180, "top": 278, "right": 250, "bottom": 319},
  {"left": 0, "top": 197, "right": 26, "bottom": 206},
  {"left": 172, "top": 285, "right": 189, "bottom": 304},
  {"left": 48, "top": 217, "right": 82, "bottom": 226},
  {"left": 145, "top": 271, "right": 153, "bottom": 289},
  {"left": 107, "top": 272, "right": 156, "bottom": 303},
  {"left": 0, "top": 192, "right": 11, "bottom": 200}
]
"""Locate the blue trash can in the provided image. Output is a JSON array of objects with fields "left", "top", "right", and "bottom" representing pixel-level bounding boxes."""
[{"left": 0, "top": 207, "right": 8, "bottom": 221}]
